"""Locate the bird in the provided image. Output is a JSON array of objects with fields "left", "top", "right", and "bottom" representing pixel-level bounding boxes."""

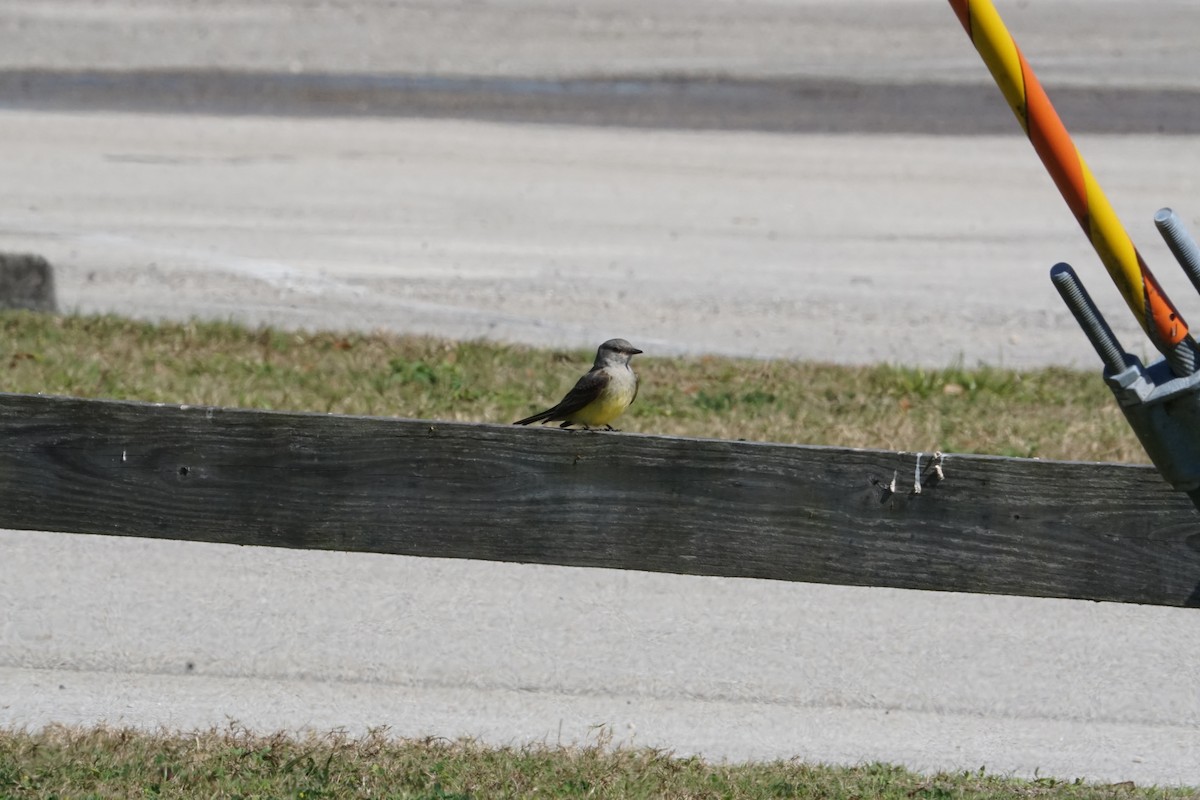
[{"left": 514, "top": 338, "right": 643, "bottom": 430}]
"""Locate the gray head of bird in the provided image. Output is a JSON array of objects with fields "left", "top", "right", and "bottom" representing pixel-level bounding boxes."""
[{"left": 594, "top": 338, "right": 643, "bottom": 368}]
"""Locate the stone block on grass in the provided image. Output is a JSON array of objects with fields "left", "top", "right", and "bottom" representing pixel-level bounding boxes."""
[{"left": 0, "top": 253, "right": 58, "bottom": 312}]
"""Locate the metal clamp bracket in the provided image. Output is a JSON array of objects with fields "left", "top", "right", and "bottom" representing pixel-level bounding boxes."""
[{"left": 1054, "top": 209, "right": 1200, "bottom": 502}]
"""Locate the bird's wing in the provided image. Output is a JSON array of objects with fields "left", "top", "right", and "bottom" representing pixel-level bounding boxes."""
[
  {"left": 548, "top": 368, "right": 610, "bottom": 418},
  {"left": 513, "top": 408, "right": 554, "bottom": 425}
]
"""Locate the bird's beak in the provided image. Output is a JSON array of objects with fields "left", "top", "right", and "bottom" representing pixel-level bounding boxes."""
[{"left": 630, "top": 347, "right": 643, "bottom": 355}]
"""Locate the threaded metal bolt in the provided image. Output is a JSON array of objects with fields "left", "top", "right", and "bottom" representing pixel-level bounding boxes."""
[
  {"left": 1154, "top": 209, "right": 1200, "bottom": 376},
  {"left": 1155, "top": 207, "right": 1200, "bottom": 296},
  {"left": 1050, "top": 262, "right": 1128, "bottom": 374}
]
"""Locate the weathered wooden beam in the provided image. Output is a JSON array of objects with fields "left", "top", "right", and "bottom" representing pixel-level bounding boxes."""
[{"left": 0, "top": 392, "right": 1197, "bottom": 606}]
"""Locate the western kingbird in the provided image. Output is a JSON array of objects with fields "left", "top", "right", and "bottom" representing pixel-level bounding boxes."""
[{"left": 514, "top": 338, "right": 643, "bottom": 430}]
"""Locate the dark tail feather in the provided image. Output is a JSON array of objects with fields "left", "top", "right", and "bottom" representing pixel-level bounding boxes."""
[{"left": 514, "top": 408, "right": 555, "bottom": 425}]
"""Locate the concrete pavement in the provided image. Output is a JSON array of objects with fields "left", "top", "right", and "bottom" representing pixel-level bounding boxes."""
[
  {"left": 4, "top": 528, "right": 1199, "bottom": 784},
  {"left": 4, "top": 111, "right": 1200, "bottom": 367},
  {"left": 4, "top": 0, "right": 1200, "bottom": 90},
  {"left": 2, "top": 0, "right": 1200, "bottom": 786}
]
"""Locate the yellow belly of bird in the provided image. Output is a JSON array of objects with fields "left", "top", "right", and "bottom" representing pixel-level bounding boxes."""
[{"left": 567, "top": 381, "right": 635, "bottom": 427}]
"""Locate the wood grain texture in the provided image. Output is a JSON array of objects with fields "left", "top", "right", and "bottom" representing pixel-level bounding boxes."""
[{"left": 1, "top": 392, "right": 1198, "bottom": 607}]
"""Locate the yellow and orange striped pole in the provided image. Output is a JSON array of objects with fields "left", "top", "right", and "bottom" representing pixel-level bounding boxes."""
[{"left": 949, "top": 0, "right": 1198, "bottom": 375}]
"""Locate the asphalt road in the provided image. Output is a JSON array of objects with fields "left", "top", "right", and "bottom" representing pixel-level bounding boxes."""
[{"left": 2, "top": 0, "right": 1200, "bottom": 786}]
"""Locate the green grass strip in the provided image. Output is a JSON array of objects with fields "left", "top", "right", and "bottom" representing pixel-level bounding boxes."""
[
  {"left": 0, "top": 310, "right": 1144, "bottom": 463},
  {"left": 0, "top": 726, "right": 1192, "bottom": 799}
]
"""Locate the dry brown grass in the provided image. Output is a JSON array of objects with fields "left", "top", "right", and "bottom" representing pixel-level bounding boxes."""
[
  {"left": 1, "top": 725, "right": 1191, "bottom": 799},
  {"left": 0, "top": 310, "right": 1145, "bottom": 463}
]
